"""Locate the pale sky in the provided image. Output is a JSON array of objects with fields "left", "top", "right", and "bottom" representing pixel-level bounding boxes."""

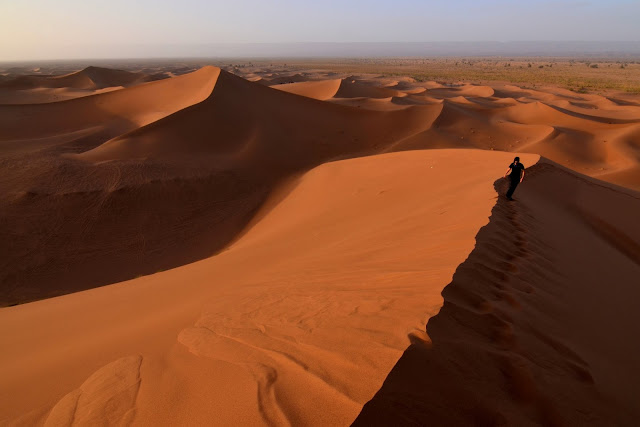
[{"left": 1, "top": 0, "right": 639, "bottom": 60}]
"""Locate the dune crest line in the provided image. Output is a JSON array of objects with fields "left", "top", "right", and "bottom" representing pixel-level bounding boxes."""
[
  {"left": 2, "top": 65, "right": 640, "bottom": 304},
  {"left": 1, "top": 60, "right": 639, "bottom": 425},
  {"left": 355, "top": 160, "right": 640, "bottom": 426}
]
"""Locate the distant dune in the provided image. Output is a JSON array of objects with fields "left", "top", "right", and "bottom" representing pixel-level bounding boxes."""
[
  {"left": 0, "top": 66, "right": 155, "bottom": 90},
  {"left": 274, "top": 78, "right": 342, "bottom": 100},
  {"left": 0, "top": 66, "right": 166, "bottom": 104},
  {"left": 0, "top": 64, "right": 639, "bottom": 426}
]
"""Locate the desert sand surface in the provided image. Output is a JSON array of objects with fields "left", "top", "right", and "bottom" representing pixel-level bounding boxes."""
[
  {"left": 0, "top": 66, "right": 166, "bottom": 104},
  {"left": 1, "top": 62, "right": 639, "bottom": 426}
]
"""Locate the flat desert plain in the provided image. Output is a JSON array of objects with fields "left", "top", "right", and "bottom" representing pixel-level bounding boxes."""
[{"left": 1, "top": 60, "right": 639, "bottom": 426}]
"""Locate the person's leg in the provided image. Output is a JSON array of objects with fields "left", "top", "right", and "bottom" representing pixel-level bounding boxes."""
[{"left": 506, "top": 180, "right": 519, "bottom": 199}]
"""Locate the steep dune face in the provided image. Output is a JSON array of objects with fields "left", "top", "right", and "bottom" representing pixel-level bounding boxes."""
[
  {"left": 497, "top": 101, "right": 639, "bottom": 177},
  {"left": 273, "top": 78, "right": 416, "bottom": 105},
  {"left": 268, "top": 74, "right": 640, "bottom": 191},
  {"left": 355, "top": 160, "right": 640, "bottom": 426},
  {"left": 0, "top": 66, "right": 220, "bottom": 140},
  {"left": 1, "top": 62, "right": 640, "bottom": 426},
  {"left": 77, "top": 70, "right": 440, "bottom": 165},
  {"left": 334, "top": 79, "right": 406, "bottom": 99},
  {"left": 0, "top": 172, "right": 267, "bottom": 305},
  {"left": 0, "top": 67, "right": 233, "bottom": 305},
  {"left": 0, "top": 68, "right": 443, "bottom": 305},
  {"left": 389, "top": 97, "right": 639, "bottom": 189},
  {"left": 2, "top": 64, "right": 640, "bottom": 305},
  {"left": 0, "top": 150, "right": 538, "bottom": 426},
  {"left": 273, "top": 78, "right": 342, "bottom": 100}
]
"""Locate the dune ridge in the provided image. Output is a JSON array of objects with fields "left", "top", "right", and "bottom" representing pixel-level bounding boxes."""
[
  {"left": 0, "top": 66, "right": 168, "bottom": 104},
  {"left": 1, "top": 64, "right": 639, "bottom": 426},
  {"left": 0, "top": 150, "right": 539, "bottom": 425},
  {"left": 355, "top": 159, "right": 640, "bottom": 426},
  {"left": 2, "top": 65, "right": 639, "bottom": 303},
  {"left": 2, "top": 68, "right": 446, "bottom": 305},
  {"left": 273, "top": 78, "right": 342, "bottom": 100},
  {"left": 267, "top": 73, "right": 640, "bottom": 190},
  {"left": 0, "top": 66, "right": 154, "bottom": 91}
]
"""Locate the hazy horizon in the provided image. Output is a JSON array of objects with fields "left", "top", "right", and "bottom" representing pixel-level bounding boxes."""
[
  {"left": 2, "top": 41, "right": 640, "bottom": 64},
  {"left": 2, "top": 0, "right": 640, "bottom": 61}
]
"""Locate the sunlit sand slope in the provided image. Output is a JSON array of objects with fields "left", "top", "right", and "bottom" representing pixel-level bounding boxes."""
[
  {"left": 0, "top": 150, "right": 538, "bottom": 425},
  {"left": 355, "top": 160, "right": 640, "bottom": 426}
]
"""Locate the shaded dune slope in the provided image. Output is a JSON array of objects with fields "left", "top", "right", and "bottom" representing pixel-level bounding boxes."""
[
  {"left": 1, "top": 58, "right": 640, "bottom": 424},
  {"left": 0, "top": 66, "right": 221, "bottom": 140},
  {"left": 2, "top": 65, "right": 640, "bottom": 307},
  {"left": 0, "top": 150, "right": 539, "bottom": 426},
  {"left": 273, "top": 79, "right": 342, "bottom": 100},
  {"left": 0, "top": 66, "right": 155, "bottom": 91},
  {"left": 78, "top": 70, "right": 440, "bottom": 164},
  {"left": 3, "top": 151, "right": 638, "bottom": 426},
  {"left": 355, "top": 160, "right": 640, "bottom": 426},
  {"left": 273, "top": 77, "right": 409, "bottom": 102},
  {"left": 1, "top": 68, "right": 443, "bottom": 305},
  {"left": 0, "top": 66, "right": 168, "bottom": 104},
  {"left": 270, "top": 76, "right": 640, "bottom": 189}
]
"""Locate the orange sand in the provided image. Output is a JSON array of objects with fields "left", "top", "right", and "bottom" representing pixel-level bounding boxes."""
[{"left": 0, "top": 65, "right": 639, "bottom": 425}]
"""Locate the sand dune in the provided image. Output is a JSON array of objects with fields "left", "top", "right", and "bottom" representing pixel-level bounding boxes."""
[
  {"left": 0, "top": 66, "right": 164, "bottom": 104},
  {"left": 330, "top": 96, "right": 413, "bottom": 111},
  {"left": 355, "top": 159, "right": 640, "bottom": 426},
  {"left": 426, "top": 84, "right": 495, "bottom": 98},
  {"left": 0, "top": 67, "right": 441, "bottom": 304},
  {"left": 273, "top": 79, "right": 342, "bottom": 100},
  {"left": 0, "top": 86, "right": 126, "bottom": 104},
  {"left": 0, "top": 66, "right": 154, "bottom": 91},
  {"left": 1, "top": 64, "right": 640, "bottom": 426},
  {"left": 76, "top": 70, "right": 439, "bottom": 164},
  {"left": 265, "top": 74, "right": 640, "bottom": 188},
  {"left": 0, "top": 150, "right": 539, "bottom": 425},
  {"left": 335, "top": 79, "right": 406, "bottom": 99},
  {"left": 0, "top": 66, "right": 220, "bottom": 141},
  {"left": 273, "top": 77, "right": 408, "bottom": 102}
]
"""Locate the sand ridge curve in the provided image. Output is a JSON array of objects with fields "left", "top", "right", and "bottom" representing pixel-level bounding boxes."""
[
  {"left": 355, "top": 159, "right": 640, "bottom": 426},
  {"left": 1, "top": 63, "right": 640, "bottom": 425},
  {"left": 1, "top": 150, "right": 538, "bottom": 425},
  {"left": 2, "top": 65, "right": 639, "bottom": 303}
]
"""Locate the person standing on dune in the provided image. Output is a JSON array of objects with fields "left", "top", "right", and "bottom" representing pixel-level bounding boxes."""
[{"left": 504, "top": 156, "right": 525, "bottom": 200}]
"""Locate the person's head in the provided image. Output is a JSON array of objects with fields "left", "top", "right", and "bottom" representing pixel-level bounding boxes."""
[{"left": 514, "top": 156, "right": 520, "bottom": 164}]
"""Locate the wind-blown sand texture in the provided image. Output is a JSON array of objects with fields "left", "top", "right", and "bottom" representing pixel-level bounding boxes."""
[{"left": 0, "top": 64, "right": 639, "bottom": 426}]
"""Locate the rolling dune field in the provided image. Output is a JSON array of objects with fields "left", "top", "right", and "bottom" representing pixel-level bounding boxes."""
[{"left": 0, "top": 62, "right": 639, "bottom": 426}]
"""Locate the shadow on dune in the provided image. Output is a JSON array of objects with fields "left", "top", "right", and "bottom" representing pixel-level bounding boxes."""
[
  {"left": 0, "top": 170, "right": 269, "bottom": 306},
  {"left": 546, "top": 103, "right": 640, "bottom": 125},
  {"left": 353, "top": 163, "right": 640, "bottom": 426},
  {"left": 353, "top": 176, "right": 543, "bottom": 426},
  {"left": 1, "top": 68, "right": 443, "bottom": 305},
  {"left": 3, "top": 66, "right": 640, "bottom": 311}
]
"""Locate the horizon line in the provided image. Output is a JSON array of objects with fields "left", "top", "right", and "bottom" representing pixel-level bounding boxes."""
[{"left": 3, "top": 41, "right": 640, "bottom": 64}]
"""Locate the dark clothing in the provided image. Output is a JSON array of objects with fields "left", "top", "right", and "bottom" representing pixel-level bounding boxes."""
[
  {"left": 506, "top": 180, "right": 519, "bottom": 199},
  {"left": 508, "top": 162, "right": 525, "bottom": 182},
  {"left": 506, "top": 162, "right": 524, "bottom": 199}
]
